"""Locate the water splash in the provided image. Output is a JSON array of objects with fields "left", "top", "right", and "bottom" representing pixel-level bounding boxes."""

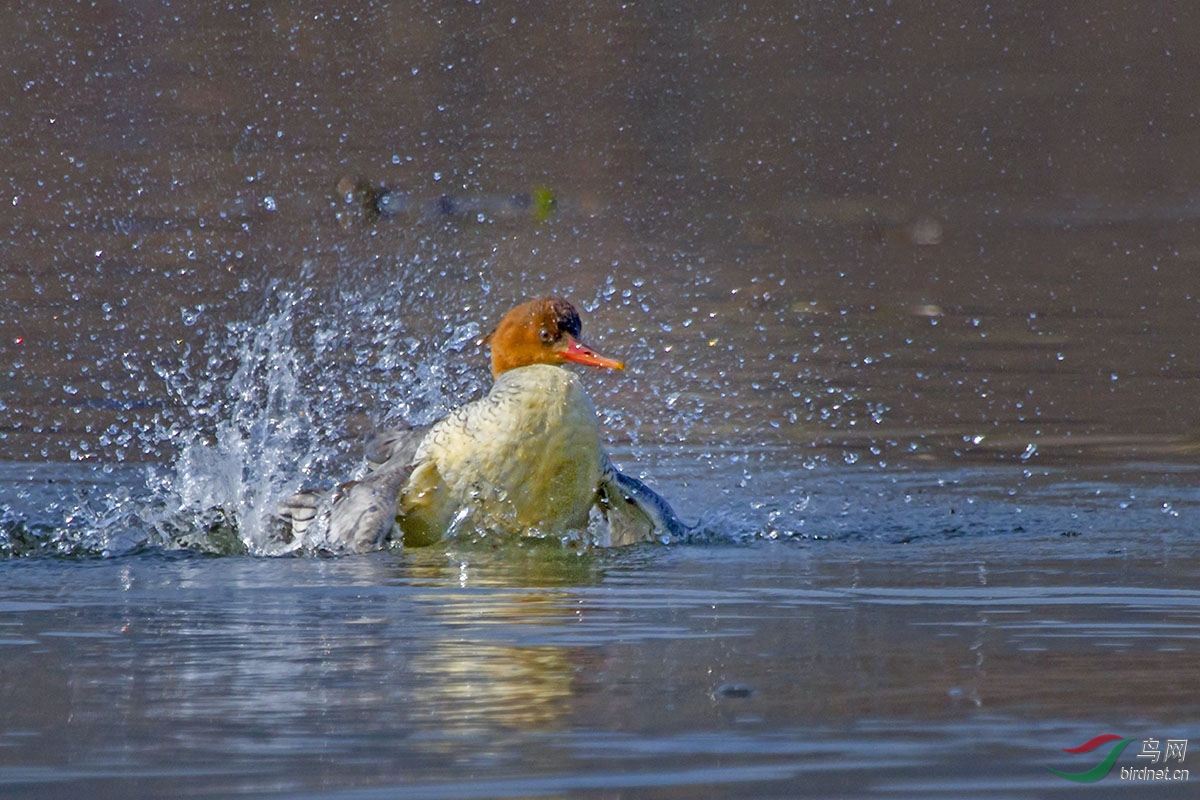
[
  {"left": 141, "top": 286, "right": 330, "bottom": 554},
  {"left": 131, "top": 279, "right": 489, "bottom": 556},
  {"left": 1, "top": 269, "right": 834, "bottom": 558}
]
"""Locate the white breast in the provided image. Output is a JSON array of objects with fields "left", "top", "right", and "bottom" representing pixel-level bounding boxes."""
[{"left": 398, "top": 364, "right": 605, "bottom": 542}]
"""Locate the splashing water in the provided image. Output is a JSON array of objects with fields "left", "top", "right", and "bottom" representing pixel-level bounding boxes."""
[
  {"left": 144, "top": 288, "right": 322, "bottom": 553},
  {"left": 44, "top": 277, "right": 485, "bottom": 557},
  {"left": 2, "top": 271, "right": 847, "bottom": 558}
]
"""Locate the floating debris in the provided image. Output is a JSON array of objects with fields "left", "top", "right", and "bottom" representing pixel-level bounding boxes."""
[
  {"left": 712, "top": 682, "right": 756, "bottom": 699},
  {"left": 334, "top": 175, "right": 556, "bottom": 227}
]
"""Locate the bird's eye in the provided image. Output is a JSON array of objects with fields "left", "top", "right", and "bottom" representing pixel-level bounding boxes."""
[{"left": 538, "top": 328, "right": 553, "bottom": 343}]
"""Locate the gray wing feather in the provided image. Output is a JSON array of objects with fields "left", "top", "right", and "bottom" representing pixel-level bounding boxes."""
[
  {"left": 325, "top": 464, "right": 412, "bottom": 552},
  {"left": 276, "top": 463, "right": 412, "bottom": 553},
  {"left": 364, "top": 425, "right": 429, "bottom": 470},
  {"left": 276, "top": 424, "right": 427, "bottom": 553},
  {"left": 597, "top": 456, "right": 690, "bottom": 546}
]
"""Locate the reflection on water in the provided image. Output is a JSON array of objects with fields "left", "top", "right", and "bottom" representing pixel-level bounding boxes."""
[
  {"left": 411, "top": 643, "right": 577, "bottom": 743},
  {"left": 1, "top": 534, "right": 1198, "bottom": 798}
]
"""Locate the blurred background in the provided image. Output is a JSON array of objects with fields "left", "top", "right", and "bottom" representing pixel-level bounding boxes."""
[{"left": 2, "top": 0, "right": 1199, "bottom": 522}]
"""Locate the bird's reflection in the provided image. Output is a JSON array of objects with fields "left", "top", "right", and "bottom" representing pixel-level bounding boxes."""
[{"left": 383, "top": 541, "right": 616, "bottom": 744}]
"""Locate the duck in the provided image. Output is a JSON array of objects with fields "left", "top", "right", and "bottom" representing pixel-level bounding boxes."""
[{"left": 277, "top": 296, "right": 688, "bottom": 552}]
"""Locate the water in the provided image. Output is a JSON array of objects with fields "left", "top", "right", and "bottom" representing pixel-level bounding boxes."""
[
  {"left": 2, "top": 508, "right": 1198, "bottom": 798},
  {"left": 4, "top": 1, "right": 1200, "bottom": 797}
]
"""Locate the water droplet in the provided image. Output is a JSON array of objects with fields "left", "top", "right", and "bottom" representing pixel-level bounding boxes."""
[{"left": 181, "top": 305, "right": 206, "bottom": 326}]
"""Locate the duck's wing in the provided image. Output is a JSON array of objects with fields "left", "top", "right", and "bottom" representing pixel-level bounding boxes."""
[
  {"left": 275, "top": 426, "right": 428, "bottom": 553},
  {"left": 325, "top": 464, "right": 412, "bottom": 551},
  {"left": 364, "top": 425, "right": 430, "bottom": 471},
  {"left": 597, "top": 455, "right": 690, "bottom": 546},
  {"left": 276, "top": 463, "right": 413, "bottom": 553},
  {"left": 273, "top": 424, "right": 427, "bottom": 551}
]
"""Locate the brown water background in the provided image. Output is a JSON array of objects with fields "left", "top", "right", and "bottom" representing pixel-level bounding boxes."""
[{"left": 5, "top": 1, "right": 1200, "bottom": 465}]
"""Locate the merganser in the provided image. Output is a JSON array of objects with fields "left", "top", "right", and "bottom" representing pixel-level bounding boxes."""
[{"left": 278, "top": 297, "right": 687, "bottom": 552}]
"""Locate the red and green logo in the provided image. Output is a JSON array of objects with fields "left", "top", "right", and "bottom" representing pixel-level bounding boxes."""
[{"left": 1046, "top": 734, "right": 1135, "bottom": 783}]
